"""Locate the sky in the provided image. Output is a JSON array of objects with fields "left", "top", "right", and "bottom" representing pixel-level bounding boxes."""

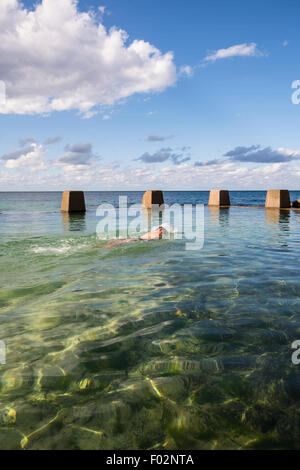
[{"left": 1, "top": 0, "right": 300, "bottom": 190}]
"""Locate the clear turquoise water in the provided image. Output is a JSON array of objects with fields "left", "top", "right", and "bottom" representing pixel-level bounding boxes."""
[{"left": 1, "top": 191, "right": 300, "bottom": 450}]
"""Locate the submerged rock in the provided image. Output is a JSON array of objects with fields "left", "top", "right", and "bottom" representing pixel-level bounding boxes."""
[{"left": 0, "top": 407, "right": 17, "bottom": 425}]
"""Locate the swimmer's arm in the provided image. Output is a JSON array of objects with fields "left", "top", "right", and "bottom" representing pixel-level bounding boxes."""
[{"left": 105, "top": 238, "right": 135, "bottom": 248}]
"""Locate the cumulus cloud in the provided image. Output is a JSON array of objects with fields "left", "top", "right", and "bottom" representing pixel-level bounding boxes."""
[
  {"left": 205, "top": 43, "right": 262, "bottom": 62},
  {"left": 2, "top": 136, "right": 300, "bottom": 191},
  {"left": 56, "top": 142, "right": 98, "bottom": 166},
  {"left": 2, "top": 146, "right": 33, "bottom": 162},
  {"left": 277, "top": 147, "right": 300, "bottom": 157},
  {"left": 1, "top": 143, "right": 48, "bottom": 170},
  {"left": 224, "top": 145, "right": 300, "bottom": 163},
  {"left": 0, "top": 0, "right": 176, "bottom": 116},
  {"left": 136, "top": 147, "right": 191, "bottom": 165},
  {"left": 44, "top": 136, "right": 63, "bottom": 145},
  {"left": 2, "top": 157, "right": 300, "bottom": 191}
]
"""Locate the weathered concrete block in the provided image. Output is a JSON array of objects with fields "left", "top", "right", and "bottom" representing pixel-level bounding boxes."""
[
  {"left": 292, "top": 199, "right": 300, "bottom": 208},
  {"left": 208, "top": 190, "right": 230, "bottom": 206},
  {"left": 142, "top": 190, "right": 164, "bottom": 209},
  {"left": 61, "top": 191, "right": 86, "bottom": 213},
  {"left": 265, "top": 190, "right": 290, "bottom": 208}
]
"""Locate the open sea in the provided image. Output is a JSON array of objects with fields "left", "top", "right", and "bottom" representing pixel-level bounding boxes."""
[{"left": 1, "top": 190, "right": 300, "bottom": 450}]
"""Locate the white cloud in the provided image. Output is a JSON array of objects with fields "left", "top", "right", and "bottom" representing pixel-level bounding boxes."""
[
  {"left": 0, "top": 0, "right": 176, "bottom": 116},
  {"left": 1, "top": 157, "right": 300, "bottom": 190},
  {"left": 1, "top": 137, "right": 300, "bottom": 190},
  {"left": 204, "top": 43, "right": 262, "bottom": 62},
  {"left": 277, "top": 147, "right": 300, "bottom": 157},
  {"left": 179, "top": 65, "right": 194, "bottom": 77},
  {"left": 2, "top": 143, "right": 48, "bottom": 170}
]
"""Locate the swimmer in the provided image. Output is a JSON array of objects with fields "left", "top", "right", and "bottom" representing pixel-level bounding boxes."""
[{"left": 105, "top": 226, "right": 168, "bottom": 248}]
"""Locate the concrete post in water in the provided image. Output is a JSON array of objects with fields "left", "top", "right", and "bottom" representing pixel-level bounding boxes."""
[
  {"left": 208, "top": 190, "right": 230, "bottom": 207},
  {"left": 265, "top": 190, "right": 290, "bottom": 209},
  {"left": 61, "top": 191, "right": 86, "bottom": 213},
  {"left": 142, "top": 190, "right": 164, "bottom": 209}
]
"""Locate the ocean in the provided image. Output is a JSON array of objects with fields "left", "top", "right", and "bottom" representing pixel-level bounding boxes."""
[{"left": 1, "top": 190, "right": 300, "bottom": 449}]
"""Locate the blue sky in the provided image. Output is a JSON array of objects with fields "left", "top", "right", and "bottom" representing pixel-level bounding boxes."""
[{"left": 1, "top": 0, "right": 300, "bottom": 190}]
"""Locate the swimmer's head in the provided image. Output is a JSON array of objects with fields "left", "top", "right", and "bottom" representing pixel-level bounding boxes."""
[{"left": 156, "top": 226, "right": 168, "bottom": 238}]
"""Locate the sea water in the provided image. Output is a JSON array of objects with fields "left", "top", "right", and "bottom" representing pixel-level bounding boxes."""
[{"left": 0, "top": 191, "right": 300, "bottom": 450}]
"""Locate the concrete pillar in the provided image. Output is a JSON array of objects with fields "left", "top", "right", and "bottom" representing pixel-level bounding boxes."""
[
  {"left": 265, "top": 190, "right": 290, "bottom": 209},
  {"left": 142, "top": 190, "right": 164, "bottom": 209},
  {"left": 61, "top": 191, "right": 86, "bottom": 213},
  {"left": 208, "top": 190, "right": 230, "bottom": 207}
]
